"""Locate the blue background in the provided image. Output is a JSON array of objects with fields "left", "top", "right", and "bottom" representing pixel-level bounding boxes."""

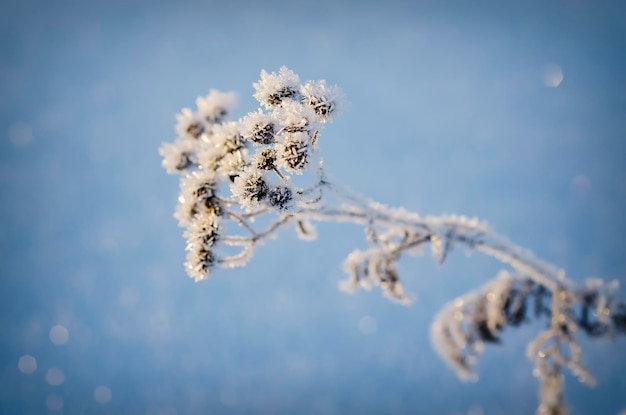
[{"left": 1, "top": 0, "right": 625, "bottom": 414}]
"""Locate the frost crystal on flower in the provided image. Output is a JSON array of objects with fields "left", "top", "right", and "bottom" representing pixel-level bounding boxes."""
[
  {"left": 230, "top": 169, "right": 269, "bottom": 207},
  {"left": 268, "top": 184, "right": 294, "bottom": 212},
  {"left": 213, "top": 121, "right": 246, "bottom": 154},
  {"left": 196, "top": 89, "right": 238, "bottom": 124},
  {"left": 173, "top": 170, "right": 221, "bottom": 224},
  {"left": 176, "top": 108, "right": 206, "bottom": 140},
  {"left": 276, "top": 132, "right": 310, "bottom": 173},
  {"left": 159, "top": 139, "right": 196, "bottom": 174},
  {"left": 253, "top": 148, "right": 277, "bottom": 171},
  {"left": 301, "top": 80, "right": 343, "bottom": 122},
  {"left": 240, "top": 110, "right": 276, "bottom": 145},
  {"left": 253, "top": 66, "right": 301, "bottom": 108},
  {"left": 185, "top": 214, "right": 220, "bottom": 249},
  {"left": 160, "top": 66, "right": 626, "bottom": 415},
  {"left": 274, "top": 100, "right": 320, "bottom": 136},
  {"left": 217, "top": 150, "right": 248, "bottom": 180},
  {"left": 185, "top": 245, "right": 216, "bottom": 282},
  {"left": 184, "top": 210, "right": 221, "bottom": 281}
]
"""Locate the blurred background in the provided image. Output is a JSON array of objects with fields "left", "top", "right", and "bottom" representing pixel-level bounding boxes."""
[{"left": 1, "top": 0, "right": 625, "bottom": 414}]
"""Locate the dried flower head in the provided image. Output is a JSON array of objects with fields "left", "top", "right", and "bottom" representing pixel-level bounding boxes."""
[
  {"left": 301, "top": 80, "right": 343, "bottom": 122},
  {"left": 274, "top": 100, "right": 320, "bottom": 137},
  {"left": 176, "top": 108, "right": 206, "bottom": 140},
  {"left": 253, "top": 66, "right": 301, "bottom": 109},
  {"left": 196, "top": 89, "right": 238, "bottom": 124},
  {"left": 276, "top": 133, "right": 310, "bottom": 174},
  {"left": 184, "top": 212, "right": 221, "bottom": 281},
  {"left": 213, "top": 122, "right": 246, "bottom": 154},
  {"left": 240, "top": 110, "right": 276, "bottom": 145},
  {"left": 159, "top": 139, "right": 196, "bottom": 174},
  {"left": 253, "top": 148, "right": 277, "bottom": 171},
  {"left": 230, "top": 169, "right": 269, "bottom": 207},
  {"left": 268, "top": 184, "right": 294, "bottom": 212},
  {"left": 185, "top": 245, "right": 216, "bottom": 282}
]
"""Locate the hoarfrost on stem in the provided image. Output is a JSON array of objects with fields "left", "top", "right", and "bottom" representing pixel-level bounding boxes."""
[{"left": 159, "top": 67, "right": 625, "bottom": 415}]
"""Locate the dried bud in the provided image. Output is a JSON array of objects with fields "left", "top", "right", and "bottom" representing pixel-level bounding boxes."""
[
  {"left": 277, "top": 133, "right": 309, "bottom": 173},
  {"left": 268, "top": 185, "right": 294, "bottom": 211},
  {"left": 193, "top": 181, "right": 216, "bottom": 199},
  {"left": 253, "top": 66, "right": 301, "bottom": 109},
  {"left": 203, "top": 197, "right": 222, "bottom": 217},
  {"left": 241, "top": 110, "right": 276, "bottom": 145},
  {"left": 159, "top": 140, "right": 196, "bottom": 175},
  {"left": 186, "top": 122, "right": 205, "bottom": 139},
  {"left": 186, "top": 247, "right": 216, "bottom": 281},
  {"left": 230, "top": 169, "right": 269, "bottom": 207},
  {"left": 223, "top": 133, "right": 245, "bottom": 153},
  {"left": 300, "top": 80, "right": 342, "bottom": 122},
  {"left": 267, "top": 87, "right": 299, "bottom": 107},
  {"left": 254, "top": 149, "right": 277, "bottom": 171},
  {"left": 252, "top": 122, "right": 276, "bottom": 144},
  {"left": 196, "top": 89, "right": 238, "bottom": 124}
]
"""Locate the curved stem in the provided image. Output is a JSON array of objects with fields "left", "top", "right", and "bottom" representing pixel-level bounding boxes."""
[{"left": 298, "top": 178, "right": 566, "bottom": 292}]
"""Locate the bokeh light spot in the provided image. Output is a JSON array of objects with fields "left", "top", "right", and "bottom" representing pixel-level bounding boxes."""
[
  {"left": 570, "top": 174, "right": 591, "bottom": 197},
  {"left": 17, "top": 355, "right": 37, "bottom": 374},
  {"left": 46, "top": 368, "right": 65, "bottom": 386},
  {"left": 49, "top": 325, "right": 69, "bottom": 345},
  {"left": 358, "top": 315, "right": 377, "bottom": 335},
  {"left": 8, "top": 122, "right": 33, "bottom": 147},
  {"left": 46, "top": 394, "right": 63, "bottom": 411},
  {"left": 543, "top": 64, "right": 563, "bottom": 87},
  {"left": 94, "top": 385, "right": 112, "bottom": 404},
  {"left": 219, "top": 385, "right": 237, "bottom": 406}
]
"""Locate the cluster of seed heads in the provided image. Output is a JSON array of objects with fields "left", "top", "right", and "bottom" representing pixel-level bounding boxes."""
[{"left": 160, "top": 66, "right": 341, "bottom": 281}]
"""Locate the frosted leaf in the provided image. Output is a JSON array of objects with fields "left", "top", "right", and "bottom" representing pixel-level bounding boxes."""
[
  {"left": 296, "top": 220, "right": 317, "bottom": 241},
  {"left": 582, "top": 278, "right": 620, "bottom": 325},
  {"left": 430, "top": 315, "right": 476, "bottom": 381},
  {"left": 196, "top": 89, "right": 238, "bottom": 124},
  {"left": 253, "top": 66, "right": 301, "bottom": 109},
  {"left": 485, "top": 271, "right": 513, "bottom": 333},
  {"left": 381, "top": 280, "right": 413, "bottom": 305},
  {"left": 431, "top": 234, "right": 443, "bottom": 261}
]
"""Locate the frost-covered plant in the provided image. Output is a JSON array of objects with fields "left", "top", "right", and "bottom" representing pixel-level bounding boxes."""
[{"left": 160, "top": 66, "right": 625, "bottom": 415}]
